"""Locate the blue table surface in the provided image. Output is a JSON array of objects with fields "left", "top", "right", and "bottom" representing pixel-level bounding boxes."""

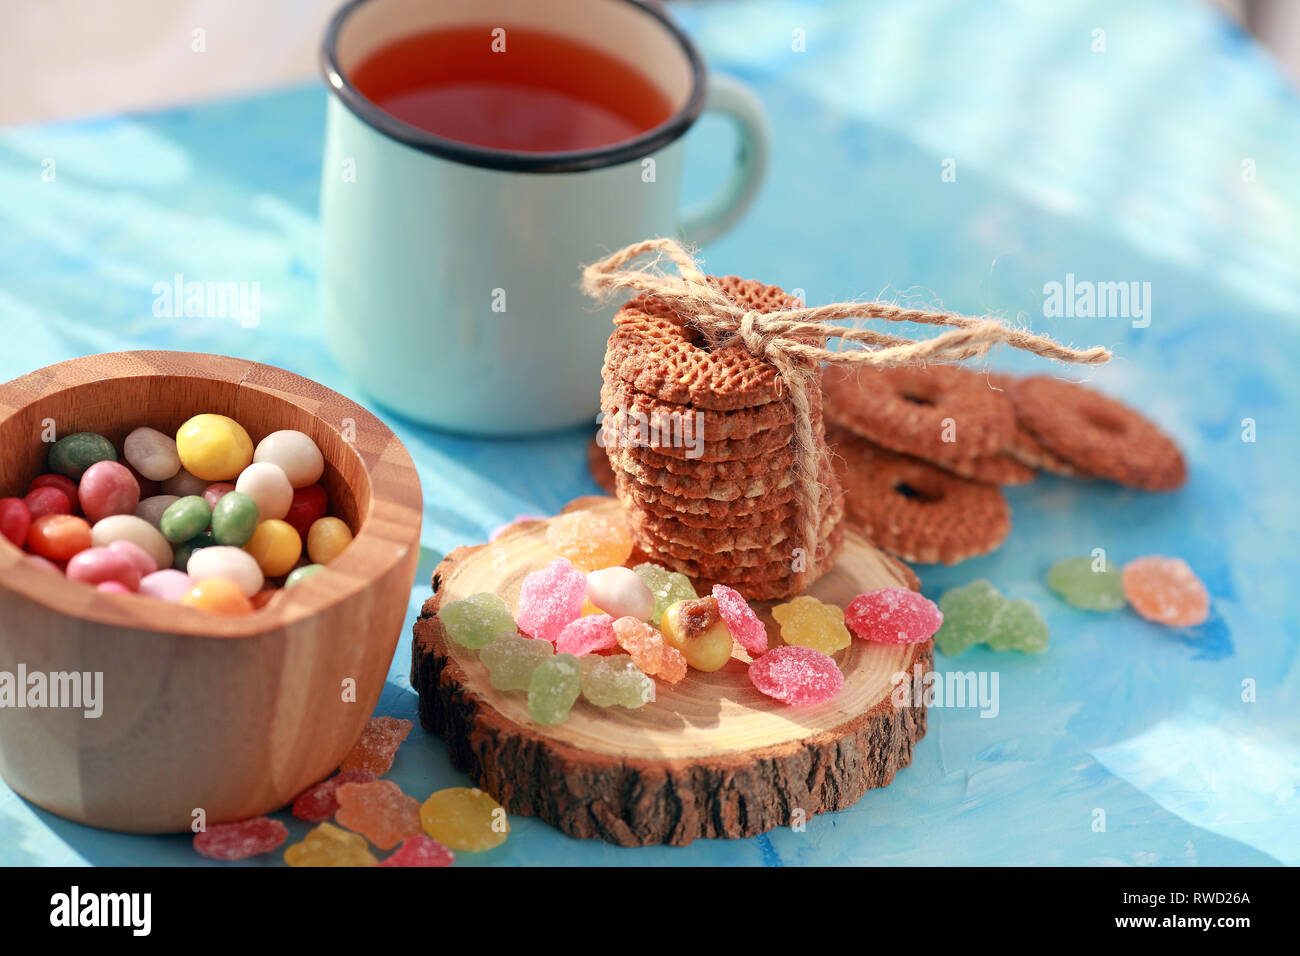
[{"left": 2, "top": 0, "right": 1297, "bottom": 866}]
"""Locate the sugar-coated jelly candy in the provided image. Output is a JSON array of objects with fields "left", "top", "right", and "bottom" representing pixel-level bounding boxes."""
[
  {"left": 285, "top": 564, "right": 324, "bottom": 588},
  {"left": 235, "top": 461, "right": 293, "bottom": 522},
  {"left": 91, "top": 514, "right": 173, "bottom": 572},
  {"left": 0, "top": 497, "right": 30, "bottom": 548},
  {"left": 339, "top": 716, "right": 413, "bottom": 776},
  {"left": 544, "top": 509, "right": 633, "bottom": 571},
  {"left": 284, "top": 822, "right": 377, "bottom": 867},
  {"left": 285, "top": 484, "right": 328, "bottom": 537},
  {"left": 986, "top": 599, "right": 1050, "bottom": 653},
  {"left": 307, "top": 516, "right": 353, "bottom": 564},
  {"left": 210, "top": 490, "right": 258, "bottom": 546},
  {"left": 159, "top": 495, "right": 211, "bottom": 543},
  {"left": 633, "top": 563, "right": 697, "bottom": 625},
  {"left": 201, "top": 482, "right": 235, "bottom": 508},
  {"left": 123, "top": 426, "right": 181, "bottom": 482},
  {"left": 244, "top": 519, "right": 302, "bottom": 577},
  {"left": 138, "top": 569, "right": 193, "bottom": 603},
  {"left": 175, "top": 414, "right": 254, "bottom": 482},
  {"left": 612, "top": 616, "right": 686, "bottom": 683},
  {"left": 291, "top": 768, "right": 376, "bottom": 822},
  {"left": 253, "top": 430, "right": 324, "bottom": 488},
  {"left": 527, "top": 653, "right": 582, "bottom": 725},
  {"left": 29, "top": 474, "right": 80, "bottom": 512},
  {"left": 933, "top": 580, "right": 1049, "bottom": 655},
  {"left": 193, "top": 817, "right": 288, "bottom": 861},
  {"left": 24, "top": 485, "right": 72, "bottom": 518},
  {"left": 661, "top": 597, "right": 734, "bottom": 672},
  {"left": 135, "top": 494, "right": 178, "bottom": 529},
  {"left": 1047, "top": 556, "right": 1127, "bottom": 611},
  {"left": 711, "top": 584, "right": 769, "bottom": 657},
  {"left": 515, "top": 557, "right": 587, "bottom": 643},
  {"left": 378, "top": 834, "right": 455, "bottom": 867},
  {"left": 442, "top": 592, "right": 517, "bottom": 649},
  {"left": 749, "top": 645, "right": 844, "bottom": 706},
  {"left": 555, "top": 613, "right": 618, "bottom": 656},
  {"left": 335, "top": 780, "right": 423, "bottom": 850},
  {"left": 26, "top": 514, "right": 92, "bottom": 561},
  {"left": 78, "top": 460, "right": 140, "bottom": 524},
  {"left": 585, "top": 565, "right": 654, "bottom": 621},
  {"left": 181, "top": 577, "right": 254, "bottom": 615},
  {"left": 845, "top": 588, "right": 943, "bottom": 645},
  {"left": 580, "top": 653, "right": 653, "bottom": 708},
  {"left": 772, "top": 595, "right": 851, "bottom": 655},
  {"left": 67, "top": 546, "right": 141, "bottom": 591},
  {"left": 1122, "top": 556, "right": 1209, "bottom": 627},
  {"left": 420, "top": 787, "right": 508, "bottom": 851},
  {"left": 188, "top": 545, "right": 263, "bottom": 596},
  {"left": 107, "top": 539, "right": 157, "bottom": 577},
  {"left": 47, "top": 431, "right": 117, "bottom": 481},
  {"left": 480, "top": 634, "right": 554, "bottom": 691},
  {"left": 172, "top": 531, "right": 214, "bottom": 571},
  {"left": 161, "top": 467, "right": 209, "bottom": 498}
]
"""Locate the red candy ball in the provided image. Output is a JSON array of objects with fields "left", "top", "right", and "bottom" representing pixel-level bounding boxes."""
[
  {"left": 78, "top": 460, "right": 140, "bottom": 524},
  {"left": 285, "top": 484, "right": 328, "bottom": 537},
  {"left": 845, "top": 587, "right": 944, "bottom": 645},
  {"left": 202, "top": 482, "right": 236, "bottom": 508},
  {"left": 24, "top": 485, "right": 72, "bottom": 518},
  {"left": 29, "top": 474, "right": 81, "bottom": 513},
  {"left": 0, "top": 497, "right": 31, "bottom": 547}
]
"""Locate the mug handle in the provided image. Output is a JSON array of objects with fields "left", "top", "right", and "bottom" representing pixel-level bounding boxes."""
[{"left": 678, "top": 74, "right": 771, "bottom": 245}]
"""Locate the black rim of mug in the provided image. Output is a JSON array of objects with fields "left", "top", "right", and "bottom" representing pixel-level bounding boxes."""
[{"left": 320, "top": 0, "right": 709, "bottom": 174}]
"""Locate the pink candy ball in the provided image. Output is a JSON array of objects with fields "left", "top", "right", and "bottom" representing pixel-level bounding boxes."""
[
  {"left": 203, "top": 482, "right": 236, "bottom": 508},
  {"left": 107, "top": 539, "right": 158, "bottom": 577},
  {"left": 97, "top": 581, "right": 132, "bottom": 595},
  {"left": 66, "top": 546, "right": 141, "bottom": 591},
  {"left": 138, "top": 569, "right": 193, "bottom": 603},
  {"left": 78, "top": 461, "right": 141, "bottom": 524}
]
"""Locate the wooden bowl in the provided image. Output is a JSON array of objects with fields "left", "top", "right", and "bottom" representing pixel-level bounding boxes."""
[{"left": 0, "top": 352, "right": 423, "bottom": 832}]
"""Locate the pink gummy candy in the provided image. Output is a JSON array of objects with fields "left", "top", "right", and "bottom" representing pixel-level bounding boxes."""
[
  {"left": 748, "top": 645, "right": 844, "bottom": 706},
  {"left": 516, "top": 557, "right": 587, "bottom": 644},
  {"left": 193, "top": 816, "right": 288, "bottom": 860},
  {"left": 711, "top": 584, "right": 768, "bottom": 656},
  {"left": 292, "top": 769, "right": 377, "bottom": 822},
  {"left": 378, "top": 834, "right": 456, "bottom": 868},
  {"left": 845, "top": 587, "right": 943, "bottom": 645},
  {"left": 555, "top": 613, "right": 618, "bottom": 656}
]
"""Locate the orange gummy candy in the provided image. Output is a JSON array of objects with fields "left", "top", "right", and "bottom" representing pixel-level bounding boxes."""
[
  {"left": 334, "top": 780, "right": 422, "bottom": 850},
  {"left": 1122, "top": 556, "right": 1209, "bottom": 627},
  {"left": 612, "top": 617, "right": 684, "bottom": 683},
  {"left": 545, "top": 510, "right": 633, "bottom": 572},
  {"left": 339, "top": 716, "right": 414, "bottom": 776}
]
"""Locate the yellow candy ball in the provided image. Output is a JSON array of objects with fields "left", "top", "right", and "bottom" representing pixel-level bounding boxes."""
[
  {"left": 244, "top": 519, "right": 303, "bottom": 577},
  {"left": 175, "top": 414, "right": 254, "bottom": 481},
  {"left": 307, "top": 516, "right": 353, "bottom": 565}
]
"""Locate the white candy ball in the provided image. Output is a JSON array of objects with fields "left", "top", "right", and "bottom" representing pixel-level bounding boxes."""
[
  {"left": 90, "top": 514, "right": 173, "bottom": 571},
  {"left": 187, "top": 546, "right": 264, "bottom": 597},
  {"left": 586, "top": 566, "right": 655, "bottom": 621},
  {"left": 123, "top": 426, "right": 182, "bottom": 482},
  {"left": 253, "top": 430, "right": 325, "bottom": 489},
  {"left": 235, "top": 462, "right": 293, "bottom": 521}
]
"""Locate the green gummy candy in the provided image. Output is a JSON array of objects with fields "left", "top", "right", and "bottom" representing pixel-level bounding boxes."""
[
  {"left": 211, "top": 490, "right": 259, "bottom": 546},
  {"left": 580, "top": 653, "right": 652, "bottom": 709},
  {"left": 633, "top": 563, "right": 698, "bottom": 625},
  {"left": 441, "top": 592, "right": 517, "bottom": 649},
  {"left": 1047, "top": 556, "right": 1126, "bottom": 611},
  {"left": 172, "top": 531, "right": 213, "bottom": 571},
  {"left": 481, "top": 634, "right": 554, "bottom": 691},
  {"left": 48, "top": 432, "right": 117, "bottom": 481},
  {"left": 933, "top": 580, "right": 1004, "bottom": 656},
  {"left": 527, "top": 653, "right": 582, "bottom": 725},
  {"left": 988, "top": 600, "right": 1050, "bottom": 653},
  {"left": 160, "top": 495, "right": 211, "bottom": 543}
]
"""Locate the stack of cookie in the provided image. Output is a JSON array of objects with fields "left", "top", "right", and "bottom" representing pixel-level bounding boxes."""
[
  {"left": 821, "top": 365, "right": 1186, "bottom": 565},
  {"left": 598, "top": 276, "right": 845, "bottom": 601}
]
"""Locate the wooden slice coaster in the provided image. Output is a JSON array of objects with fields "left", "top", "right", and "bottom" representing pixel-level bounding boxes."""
[{"left": 412, "top": 496, "right": 930, "bottom": 847}]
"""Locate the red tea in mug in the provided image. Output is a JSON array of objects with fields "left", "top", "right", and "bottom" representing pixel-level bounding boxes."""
[{"left": 350, "top": 25, "right": 675, "bottom": 152}]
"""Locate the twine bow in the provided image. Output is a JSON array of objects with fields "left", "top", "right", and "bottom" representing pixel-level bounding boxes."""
[{"left": 582, "top": 238, "right": 1110, "bottom": 586}]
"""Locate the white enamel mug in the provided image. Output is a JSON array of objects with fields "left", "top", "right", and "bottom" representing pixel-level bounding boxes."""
[{"left": 321, "top": 0, "right": 769, "bottom": 435}]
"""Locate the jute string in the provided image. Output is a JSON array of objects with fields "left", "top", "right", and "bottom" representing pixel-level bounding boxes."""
[{"left": 582, "top": 238, "right": 1110, "bottom": 587}]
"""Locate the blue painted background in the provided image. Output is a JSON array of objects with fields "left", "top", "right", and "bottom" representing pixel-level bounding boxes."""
[{"left": 1, "top": 0, "right": 1296, "bottom": 865}]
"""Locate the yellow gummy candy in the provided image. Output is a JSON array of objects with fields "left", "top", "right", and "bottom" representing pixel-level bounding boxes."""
[
  {"left": 772, "top": 595, "right": 851, "bottom": 655},
  {"left": 545, "top": 510, "right": 632, "bottom": 572},
  {"left": 421, "top": 787, "right": 509, "bottom": 851},
  {"left": 283, "top": 822, "right": 378, "bottom": 867}
]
